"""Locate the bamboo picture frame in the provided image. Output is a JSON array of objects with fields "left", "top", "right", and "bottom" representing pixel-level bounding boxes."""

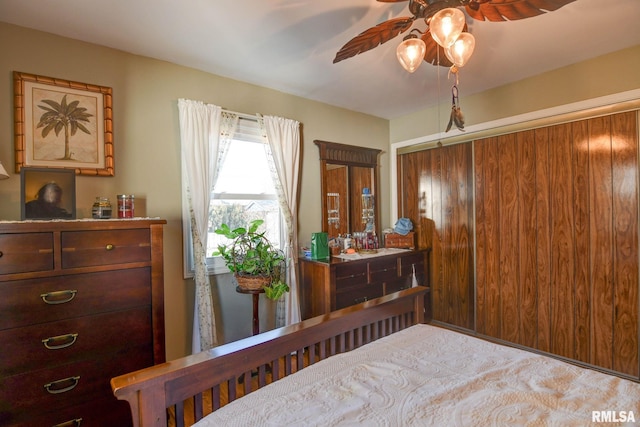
[{"left": 13, "top": 71, "right": 114, "bottom": 176}]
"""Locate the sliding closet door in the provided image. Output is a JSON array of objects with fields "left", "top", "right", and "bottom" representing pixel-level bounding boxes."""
[
  {"left": 398, "top": 143, "right": 474, "bottom": 330},
  {"left": 475, "top": 111, "right": 639, "bottom": 377}
]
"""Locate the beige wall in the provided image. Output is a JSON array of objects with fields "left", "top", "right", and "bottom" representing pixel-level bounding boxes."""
[
  {"left": 0, "top": 22, "right": 389, "bottom": 360},
  {"left": 390, "top": 45, "right": 640, "bottom": 143}
]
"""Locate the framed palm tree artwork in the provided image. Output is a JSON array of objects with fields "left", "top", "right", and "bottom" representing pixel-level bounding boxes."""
[{"left": 13, "top": 71, "right": 114, "bottom": 176}]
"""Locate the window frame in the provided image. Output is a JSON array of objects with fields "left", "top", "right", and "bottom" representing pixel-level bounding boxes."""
[{"left": 181, "top": 120, "right": 282, "bottom": 278}]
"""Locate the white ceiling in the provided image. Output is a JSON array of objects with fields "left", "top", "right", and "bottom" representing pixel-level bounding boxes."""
[{"left": 1, "top": 0, "right": 639, "bottom": 119}]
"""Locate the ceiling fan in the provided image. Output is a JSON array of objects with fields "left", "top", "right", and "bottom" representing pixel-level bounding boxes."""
[{"left": 333, "top": 0, "right": 579, "bottom": 69}]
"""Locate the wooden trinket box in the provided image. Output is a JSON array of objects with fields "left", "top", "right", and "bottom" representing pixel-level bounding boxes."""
[{"left": 384, "top": 232, "right": 415, "bottom": 250}]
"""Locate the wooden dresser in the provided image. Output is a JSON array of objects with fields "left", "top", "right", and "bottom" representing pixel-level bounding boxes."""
[
  {"left": 0, "top": 219, "right": 166, "bottom": 427},
  {"left": 299, "top": 248, "right": 430, "bottom": 319}
]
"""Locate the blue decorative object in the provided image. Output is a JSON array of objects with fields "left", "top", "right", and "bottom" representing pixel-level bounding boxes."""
[{"left": 394, "top": 218, "right": 413, "bottom": 235}]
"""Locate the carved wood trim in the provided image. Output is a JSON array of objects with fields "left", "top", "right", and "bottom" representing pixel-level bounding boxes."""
[{"left": 314, "top": 140, "right": 381, "bottom": 166}]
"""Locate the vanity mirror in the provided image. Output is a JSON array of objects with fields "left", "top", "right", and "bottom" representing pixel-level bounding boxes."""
[{"left": 315, "top": 140, "right": 381, "bottom": 240}]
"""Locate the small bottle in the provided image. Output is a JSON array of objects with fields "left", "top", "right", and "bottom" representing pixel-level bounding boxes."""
[
  {"left": 117, "top": 194, "right": 135, "bottom": 218},
  {"left": 343, "top": 234, "right": 352, "bottom": 251},
  {"left": 92, "top": 197, "right": 112, "bottom": 219}
]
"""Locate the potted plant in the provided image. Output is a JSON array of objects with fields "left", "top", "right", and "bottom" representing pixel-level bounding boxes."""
[{"left": 214, "top": 219, "right": 289, "bottom": 300}]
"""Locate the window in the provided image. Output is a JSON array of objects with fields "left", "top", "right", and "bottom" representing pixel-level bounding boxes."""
[{"left": 182, "top": 118, "right": 282, "bottom": 276}]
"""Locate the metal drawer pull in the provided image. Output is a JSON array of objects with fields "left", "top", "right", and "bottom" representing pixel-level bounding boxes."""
[
  {"left": 40, "top": 289, "right": 78, "bottom": 305},
  {"left": 105, "top": 243, "right": 114, "bottom": 251},
  {"left": 53, "top": 418, "right": 83, "bottom": 427},
  {"left": 42, "top": 333, "right": 78, "bottom": 350},
  {"left": 44, "top": 376, "right": 80, "bottom": 394}
]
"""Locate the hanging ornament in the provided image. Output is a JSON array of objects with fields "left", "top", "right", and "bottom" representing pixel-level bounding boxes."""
[{"left": 446, "top": 82, "right": 465, "bottom": 133}]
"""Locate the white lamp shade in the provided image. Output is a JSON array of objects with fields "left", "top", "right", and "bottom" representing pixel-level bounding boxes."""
[
  {"left": 0, "top": 162, "right": 9, "bottom": 180},
  {"left": 445, "top": 32, "right": 476, "bottom": 67},
  {"left": 430, "top": 7, "right": 465, "bottom": 48},
  {"left": 396, "top": 37, "right": 426, "bottom": 73}
]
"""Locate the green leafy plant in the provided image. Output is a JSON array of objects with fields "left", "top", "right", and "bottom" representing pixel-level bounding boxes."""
[{"left": 214, "top": 219, "right": 289, "bottom": 300}]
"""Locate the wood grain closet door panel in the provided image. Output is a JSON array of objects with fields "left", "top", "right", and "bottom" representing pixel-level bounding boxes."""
[
  {"left": 475, "top": 137, "right": 501, "bottom": 338},
  {"left": 397, "top": 152, "right": 421, "bottom": 245},
  {"left": 472, "top": 111, "right": 638, "bottom": 377},
  {"left": 571, "top": 119, "right": 591, "bottom": 365},
  {"left": 399, "top": 144, "right": 473, "bottom": 330},
  {"left": 588, "top": 116, "right": 615, "bottom": 370},
  {"left": 399, "top": 149, "right": 444, "bottom": 318},
  {"left": 549, "top": 122, "right": 576, "bottom": 359},
  {"left": 426, "top": 149, "right": 442, "bottom": 322},
  {"left": 443, "top": 143, "right": 474, "bottom": 328},
  {"left": 474, "top": 139, "right": 487, "bottom": 335},
  {"left": 516, "top": 130, "right": 538, "bottom": 349},
  {"left": 498, "top": 133, "right": 520, "bottom": 344},
  {"left": 534, "top": 127, "right": 552, "bottom": 353},
  {"left": 611, "top": 111, "right": 638, "bottom": 377}
]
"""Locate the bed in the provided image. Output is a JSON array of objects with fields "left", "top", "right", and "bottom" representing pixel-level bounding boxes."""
[{"left": 111, "top": 287, "right": 640, "bottom": 426}]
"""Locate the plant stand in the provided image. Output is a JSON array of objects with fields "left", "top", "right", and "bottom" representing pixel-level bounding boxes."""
[
  {"left": 235, "top": 286, "right": 270, "bottom": 384},
  {"left": 236, "top": 286, "right": 265, "bottom": 335}
]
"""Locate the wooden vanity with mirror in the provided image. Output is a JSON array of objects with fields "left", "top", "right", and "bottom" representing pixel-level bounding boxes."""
[{"left": 299, "top": 141, "right": 431, "bottom": 319}]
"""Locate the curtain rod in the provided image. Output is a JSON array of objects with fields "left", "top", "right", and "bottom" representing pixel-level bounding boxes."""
[{"left": 222, "top": 108, "right": 259, "bottom": 122}]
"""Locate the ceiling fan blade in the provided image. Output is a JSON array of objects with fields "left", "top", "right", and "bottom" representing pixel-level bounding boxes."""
[
  {"left": 333, "top": 17, "right": 415, "bottom": 63},
  {"left": 421, "top": 30, "right": 454, "bottom": 67},
  {"left": 465, "top": 0, "right": 578, "bottom": 22}
]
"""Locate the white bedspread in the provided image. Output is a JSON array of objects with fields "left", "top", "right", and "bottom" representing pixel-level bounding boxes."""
[{"left": 196, "top": 324, "right": 640, "bottom": 426}]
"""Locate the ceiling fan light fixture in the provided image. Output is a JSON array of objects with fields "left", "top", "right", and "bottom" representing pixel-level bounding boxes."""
[
  {"left": 445, "top": 32, "right": 476, "bottom": 67},
  {"left": 396, "top": 37, "right": 427, "bottom": 73},
  {"left": 430, "top": 7, "right": 465, "bottom": 48}
]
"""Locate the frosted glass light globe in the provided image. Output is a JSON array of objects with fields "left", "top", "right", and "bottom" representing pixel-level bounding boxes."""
[
  {"left": 445, "top": 32, "right": 476, "bottom": 67},
  {"left": 430, "top": 7, "right": 465, "bottom": 48},
  {"left": 396, "top": 37, "right": 427, "bottom": 73}
]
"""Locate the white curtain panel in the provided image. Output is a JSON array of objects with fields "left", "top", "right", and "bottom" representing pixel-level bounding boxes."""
[
  {"left": 178, "top": 99, "right": 224, "bottom": 353},
  {"left": 260, "top": 115, "right": 301, "bottom": 326}
]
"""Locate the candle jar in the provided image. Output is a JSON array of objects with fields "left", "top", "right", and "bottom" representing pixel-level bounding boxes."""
[
  {"left": 117, "top": 194, "right": 135, "bottom": 218},
  {"left": 92, "top": 197, "right": 112, "bottom": 219}
]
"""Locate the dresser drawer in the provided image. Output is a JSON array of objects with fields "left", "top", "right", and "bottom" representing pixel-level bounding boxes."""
[
  {"left": 0, "top": 268, "right": 151, "bottom": 330},
  {"left": 0, "top": 344, "right": 152, "bottom": 419},
  {"left": 369, "top": 257, "right": 398, "bottom": 283},
  {"left": 335, "top": 283, "right": 383, "bottom": 309},
  {"left": 385, "top": 277, "right": 413, "bottom": 294},
  {"left": 0, "top": 232, "right": 53, "bottom": 275},
  {"left": 399, "top": 252, "right": 426, "bottom": 276},
  {"left": 7, "top": 395, "right": 133, "bottom": 427},
  {"left": 0, "top": 307, "right": 152, "bottom": 377},
  {"left": 61, "top": 229, "right": 151, "bottom": 268},
  {"left": 334, "top": 262, "right": 368, "bottom": 289}
]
